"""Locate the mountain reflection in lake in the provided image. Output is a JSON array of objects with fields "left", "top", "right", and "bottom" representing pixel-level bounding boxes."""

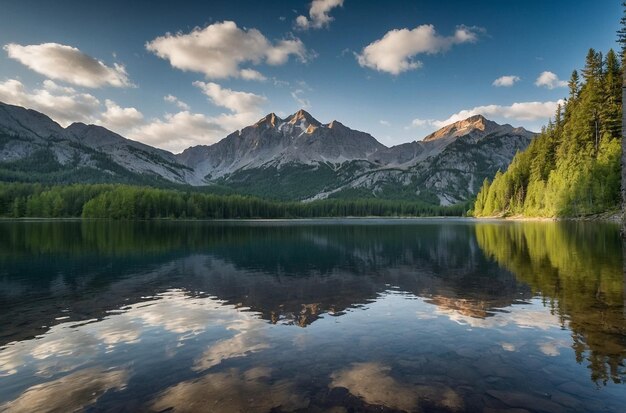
[{"left": 0, "top": 219, "right": 624, "bottom": 412}]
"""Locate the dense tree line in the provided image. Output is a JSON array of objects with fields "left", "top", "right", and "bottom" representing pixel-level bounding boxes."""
[
  {"left": 473, "top": 47, "right": 622, "bottom": 217},
  {"left": 0, "top": 182, "right": 468, "bottom": 219}
]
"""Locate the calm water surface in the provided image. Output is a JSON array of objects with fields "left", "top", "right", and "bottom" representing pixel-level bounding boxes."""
[{"left": 0, "top": 219, "right": 625, "bottom": 412}]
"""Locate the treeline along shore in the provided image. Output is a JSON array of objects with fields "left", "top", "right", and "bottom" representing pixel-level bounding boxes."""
[
  {"left": 472, "top": 48, "right": 622, "bottom": 218},
  {"left": 0, "top": 182, "right": 469, "bottom": 219}
]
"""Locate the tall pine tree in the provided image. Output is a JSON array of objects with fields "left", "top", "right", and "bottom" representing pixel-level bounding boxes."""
[{"left": 619, "top": 2, "right": 626, "bottom": 222}]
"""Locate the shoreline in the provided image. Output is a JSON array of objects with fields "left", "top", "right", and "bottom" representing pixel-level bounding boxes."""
[
  {"left": 0, "top": 214, "right": 621, "bottom": 223},
  {"left": 0, "top": 216, "right": 473, "bottom": 222},
  {"left": 474, "top": 210, "right": 622, "bottom": 223}
]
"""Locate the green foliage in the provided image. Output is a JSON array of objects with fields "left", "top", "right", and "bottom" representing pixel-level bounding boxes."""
[
  {"left": 216, "top": 162, "right": 340, "bottom": 200},
  {"left": 618, "top": 2, "right": 626, "bottom": 63},
  {"left": 0, "top": 182, "right": 467, "bottom": 219},
  {"left": 473, "top": 48, "right": 622, "bottom": 217}
]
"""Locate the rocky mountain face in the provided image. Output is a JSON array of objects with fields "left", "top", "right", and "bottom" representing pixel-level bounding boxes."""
[
  {"left": 177, "top": 110, "right": 534, "bottom": 204},
  {"left": 349, "top": 115, "right": 535, "bottom": 205},
  {"left": 177, "top": 110, "right": 385, "bottom": 180},
  {"left": 0, "top": 101, "right": 535, "bottom": 205},
  {"left": 0, "top": 102, "right": 194, "bottom": 185}
]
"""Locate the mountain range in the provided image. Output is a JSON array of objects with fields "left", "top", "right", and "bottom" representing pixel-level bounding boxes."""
[{"left": 0, "top": 101, "right": 535, "bottom": 205}]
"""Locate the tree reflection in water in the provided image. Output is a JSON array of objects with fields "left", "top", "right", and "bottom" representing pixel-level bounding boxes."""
[{"left": 475, "top": 221, "right": 626, "bottom": 384}]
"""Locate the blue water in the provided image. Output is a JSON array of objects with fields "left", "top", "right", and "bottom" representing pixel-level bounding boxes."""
[{"left": 0, "top": 220, "right": 624, "bottom": 412}]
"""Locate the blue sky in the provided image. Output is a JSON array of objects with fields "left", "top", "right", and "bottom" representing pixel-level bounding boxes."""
[{"left": 0, "top": 0, "right": 621, "bottom": 152}]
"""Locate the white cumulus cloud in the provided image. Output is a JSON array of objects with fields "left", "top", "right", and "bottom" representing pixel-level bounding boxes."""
[
  {"left": 97, "top": 99, "right": 144, "bottom": 133},
  {"left": 128, "top": 111, "right": 227, "bottom": 152},
  {"left": 357, "top": 24, "right": 482, "bottom": 75},
  {"left": 492, "top": 75, "right": 520, "bottom": 87},
  {"left": 194, "top": 81, "right": 268, "bottom": 144},
  {"left": 129, "top": 82, "right": 267, "bottom": 152},
  {"left": 535, "top": 71, "right": 567, "bottom": 89},
  {"left": 0, "top": 77, "right": 267, "bottom": 152},
  {"left": 239, "top": 68, "right": 267, "bottom": 81},
  {"left": 0, "top": 79, "right": 142, "bottom": 135},
  {"left": 193, "top": 81, "right": 266, "bottom": 114},
  {"left": 4, "top": 43, "right": 132, "bottom": 88},
  {"left": 146, "top": 21, "right": 309, "bottom": 79},
  {"left": 429, "top": 100, "right": 566, "bottom": 129},
  {"left": 295, "top": 0, "right": 344, "bottom": 30},
  {"left": 0, "top": 79, "right": 100, "bottom": 126}
]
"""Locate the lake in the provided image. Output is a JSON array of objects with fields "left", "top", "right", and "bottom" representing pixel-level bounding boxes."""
[{"left": 0, "top": 219, "right": 625, "bottom": 413}]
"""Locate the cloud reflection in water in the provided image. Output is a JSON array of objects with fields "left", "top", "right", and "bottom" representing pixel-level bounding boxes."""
[{"left": 1, "top": 367, "right": 128, "bottom": 413}]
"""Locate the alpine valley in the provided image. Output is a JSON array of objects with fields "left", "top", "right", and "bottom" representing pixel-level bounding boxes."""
[{"left": 0, "top": 101, "right": 534, "bottom": 205}]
